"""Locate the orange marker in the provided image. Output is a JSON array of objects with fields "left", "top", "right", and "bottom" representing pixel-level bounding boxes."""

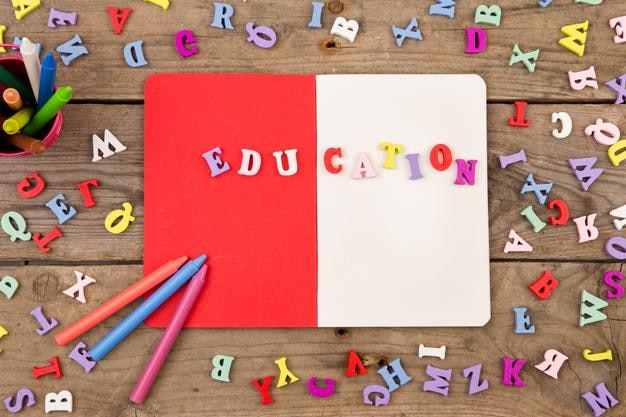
[
  {"left": 3, "top": 88, "right": 23, "bottom": 111},
  {"left": 8, "top": 134, "right": 46, "bottom": 154},
  {"left": 54, "top": 256, "right": 188, "bottom": 346}
]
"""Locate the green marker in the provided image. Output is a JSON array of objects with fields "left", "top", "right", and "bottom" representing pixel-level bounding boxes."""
[
  {"left": 22, "top": 86, "right": 73, "bottom": 136},
  {"left": 0, "top": 66, "right": 36, "bottom": 105},
  {"left": 3, "top": 107, "right": 35, "bottom": 135}
]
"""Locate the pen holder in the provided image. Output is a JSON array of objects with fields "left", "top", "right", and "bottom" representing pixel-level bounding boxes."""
[{"left": 0, "top": 44, "right": 63, "bottom": 157}]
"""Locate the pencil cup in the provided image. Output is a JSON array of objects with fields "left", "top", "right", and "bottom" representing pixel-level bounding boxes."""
[{"left": 0, "top": 44, "right": 63, "bottom": 157}]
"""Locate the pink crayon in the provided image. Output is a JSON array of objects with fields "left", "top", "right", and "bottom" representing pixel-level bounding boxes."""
[{"left": 130, "top": 265, "right": 207, "bottom": 404}]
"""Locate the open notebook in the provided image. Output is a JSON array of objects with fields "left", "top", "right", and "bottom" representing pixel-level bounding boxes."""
[{"left": 144, "top": 73, "right": 490, "bottom": 327}]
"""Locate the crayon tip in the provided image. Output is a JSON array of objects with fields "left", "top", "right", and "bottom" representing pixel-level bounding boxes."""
[
  {"left": 56, "top": 87, "right": 73, "bottom": 102},
  {"left": 20, "top": 38, "right": 36, "bottom": 55},
  {"left": 194, "top": 265, "right": 208, "bottom": 281},
  {"left": 170, "top": 256, "right": 189, "bottom": 269},
  {"left": 192, "top": 254, "right": 207, "bottom": 265}
]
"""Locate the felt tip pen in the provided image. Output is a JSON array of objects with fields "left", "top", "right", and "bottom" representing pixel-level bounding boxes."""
[
  {"left": 3, "top": 88, "right": 23, "bottom": 111},
  {"left": 22, "top": 86, "right": 72, "bottom": 136},
  {"left": 37, "top": 52, "right": 57, "bottom": 110}
]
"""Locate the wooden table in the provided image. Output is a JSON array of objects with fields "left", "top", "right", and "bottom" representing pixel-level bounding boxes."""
[{"left": 0, "top": 1, "right": 625, "bottom": 416}]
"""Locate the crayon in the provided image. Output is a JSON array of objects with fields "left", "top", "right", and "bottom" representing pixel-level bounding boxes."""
[
  {"left": 0, "top": 66, "right": 36, "bottom": 105},
  {"left": 38, "top": 53, "right": 57, "bottom": 110},
  {"left": 3, "top": 88, "right": 23, "bottom": 111},
  {"left": 130, "top": 265, "right": 207, "bottom": 404},
  {"left": 54, "top": 256, "right": 189, "bottom": 346},
  {"left": 88, "top": 254, "right": 207, "bottom": 361},
  {"left": 20, "top": 38, "right": 41, "bottom": 103},
  {"left": 3, "top": 107, "right": 35, "bottom": 135},
  {"left": 22, "top": 86, "right": 73, "bottom": 136},
  {"left": 8, "top": 134, "right": 46, "bottom": 154}
]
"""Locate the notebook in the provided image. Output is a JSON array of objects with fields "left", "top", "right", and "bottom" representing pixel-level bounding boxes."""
[{"left": 144, "top": 73, "right": 490, "bottom": 327}]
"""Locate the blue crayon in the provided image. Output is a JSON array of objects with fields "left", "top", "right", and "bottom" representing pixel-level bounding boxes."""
[
  {"left": 88, "top": 254, "right": 207, "bottom": 361},
  {"left": 38, "top": 53, "right": 57, "bottom": 110}
]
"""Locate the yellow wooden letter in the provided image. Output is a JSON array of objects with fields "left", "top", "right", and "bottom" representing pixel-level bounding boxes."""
[
  {"left": 380, "top": 143, "right": 405, "bottom": 169},
  {"left": 0, "top": 26, "right": 6, "bottom": 53},
  {"left": 0, "top": 325, "right": 8, "bottom": 352},
  {"left": 143, "top": 0, "right": 170, "bottom": 10},
  {"left": 11, "top": 0, "right": 41, "bottom": 21},
  {"left": 582, "top": 348, "right": 612, "bottom": 362},
  {"left": 104, "top": 202, "right": 136, "bottom": 234},
  {"left": 274, "top": 357, "right": 299, "bottom": 388},
  {"left": 558, "top": 21, "right": 589, "bottom": 57},
  {"left": 608, "top": 139, "right": 626, "bottom": 167}
]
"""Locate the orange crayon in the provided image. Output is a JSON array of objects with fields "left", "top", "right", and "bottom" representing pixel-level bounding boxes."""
[
  {"left": 3, "top": 88, "right": 23, "bottom": 111},
  {"left": 54, "top": 256, "right": 189, "bottom": 346},
  {"left": 8, "top": 134, "right": 46, "bottom": 154}
]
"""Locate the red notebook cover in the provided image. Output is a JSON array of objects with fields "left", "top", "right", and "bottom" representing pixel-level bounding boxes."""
[{"left": 144, "top": 74, "right": 318, "bottom": 327}]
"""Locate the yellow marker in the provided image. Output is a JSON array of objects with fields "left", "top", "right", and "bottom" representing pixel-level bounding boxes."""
[
  {"left": 608, "top": 139, "right": 626, "bottom": 167},
  {"left": 582, "top": 348, "right": 612, "bottom": 362},
  {"left": 105, "top": 202, "right": 135, "bottom": 234},
  {"left": 2, "top": 107, "right": 34, "bottom": 135},
  {"left": 274, "top": 357, "right": 299, "bottom": 388},
  {"left": 558, "top": 21, "right": 589, "bottom": 57},
  {"left": 0, "top": 25, "right": 6, "bottom": 54},
  {"left": 0, "top": 325, "right": 7, "bottom": 352},
  {"left": 143, "top": 0, "right": 170, "bottom": 10},
  {"left": 380, "top": 142, "right": 405, "bottom": 169},
  {"left": 11, "top": 0, "right": 41, "bottom": 21}
]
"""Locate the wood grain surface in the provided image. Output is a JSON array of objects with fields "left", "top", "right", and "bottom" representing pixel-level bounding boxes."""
[
  {"left": 0, "top": 1, "right": 625, "bottom": 416},
  {"left": 0, "top": 262, "right": 623, "bottom": 417},
  {"left": 0, "top": 103, "right": 623, "bottom": 261},
  {"left": 0, "top": 0, "right": 624, "bottom": 101}
]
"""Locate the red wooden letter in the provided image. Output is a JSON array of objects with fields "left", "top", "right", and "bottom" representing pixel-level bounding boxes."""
[
  {"left": 429, "top": 144, "right": 452, "bottom": 171},
  {"left": 252, "top": 375, "right": 273, "bottom": 405},
  {"left": 323, "top": 147, "right": 343, "bottom": 174},
  {"left": 345, "top": 349, "right": 368, "bottom": 377},
  {"left": 76, "top": 178, "right": 100, "bottom": 208}
]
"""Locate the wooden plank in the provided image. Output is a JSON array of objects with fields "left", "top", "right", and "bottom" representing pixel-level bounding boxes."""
[
  {"left": 0, "top": 262, "right": 622, "bottom": 416},
  {"left": 0, "top": 0, "right": 624, "bottom": 101},
  {"left": 0, "top": 103, "right": 624, "bottom": 261}
]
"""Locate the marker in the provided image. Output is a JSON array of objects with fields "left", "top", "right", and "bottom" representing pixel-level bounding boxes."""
[
  {"left": 3, "top": 88, "right": 23, "bottom": 110},
  {"left": 20, "top": 38, "right": 41, "bottom": 103},
  {"left": 8, "top": 134, "right": 46, "bottom": 154},
  {"left": 130, "top": 265, "right": 207, "bottom": 404},
  {"left": 0, "top": 66, "right": 36, "bottom": 105},
  {"left": 38, "top": 53, "right": 57, "bottom": 110},
  {"left": 3, "top": 107, "right": 35, "bottom": 135},
  {"left": 22, "top": 86, "right": 72, "bottom": 136},
  {"left": 88, "top": 254, "right": 207, "bottom": 361},
  {"left": 54, "top": 256, "right": 189, "bottom": 346}
]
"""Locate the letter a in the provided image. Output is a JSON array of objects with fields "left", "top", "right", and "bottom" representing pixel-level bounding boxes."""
[
  {"left": 503, "top": 229, "right": 533, "bottom": 253},
  {"left": 559, "top": 21, "right": 589, "bottom": 57},
  {"left": 107, "top": 7, "right": 132, "bottom": 35},
  {"left": 92, "top": 129, "right": 127, "bottom": 162}
]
